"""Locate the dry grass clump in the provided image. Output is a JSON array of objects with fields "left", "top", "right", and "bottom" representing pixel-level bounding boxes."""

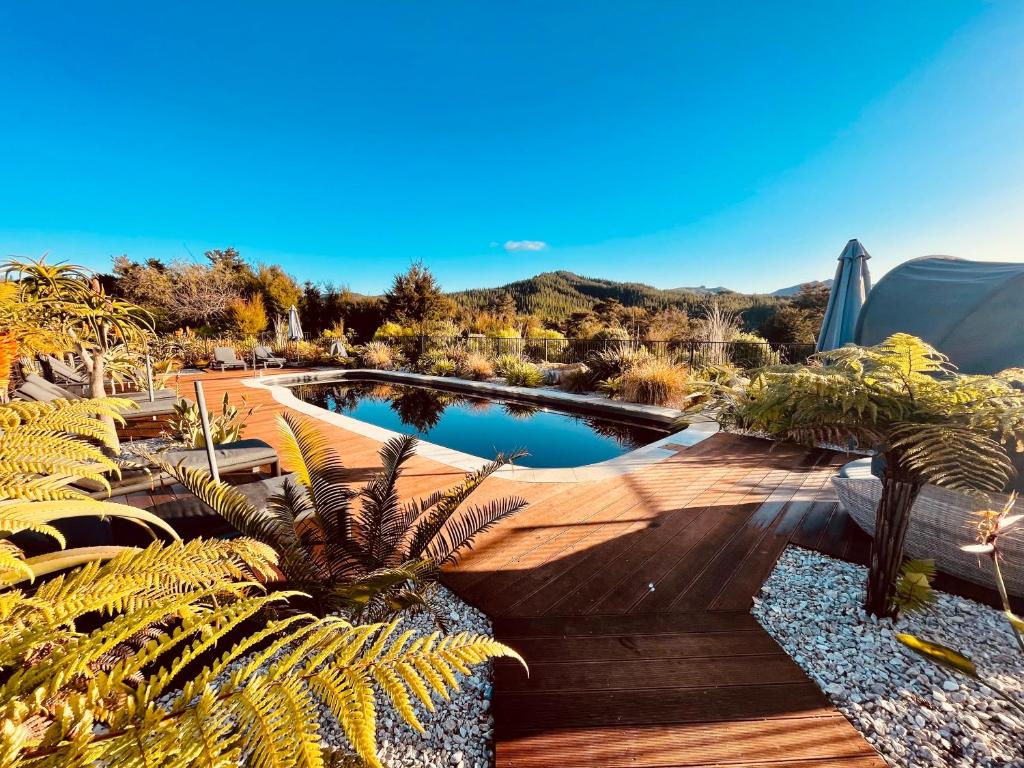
[
  {"left": 459, "top": 352, "right": 494, "bottom": 380},
  {"left": 620, "top": 357, "right": 690, "bottom": 406},
  {"left": 358, "top": 340, "right": 405, "bottom": 370}
]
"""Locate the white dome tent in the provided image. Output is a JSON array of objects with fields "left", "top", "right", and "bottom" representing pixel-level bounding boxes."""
[{"left": 854, "top": 255, "right": 1024, "bottom": 374}]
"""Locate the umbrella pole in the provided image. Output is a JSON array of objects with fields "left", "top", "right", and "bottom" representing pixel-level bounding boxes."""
[
  {"left": 192, "top": 380, "right": 220, "bottom": 483},
  {"left": 144, "top": 355, "right": 155, "bottom": 403}
]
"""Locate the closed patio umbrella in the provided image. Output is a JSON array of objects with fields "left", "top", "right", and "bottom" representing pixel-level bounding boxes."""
[
  {"left": 816, "top": 239, "right": 872, "bottom": 351},
  {"left": 286, "top": 305, "right": 304, "bottom": 364},
  {"left": 287, "top": 305, "right": 303, "bottom": 341}
]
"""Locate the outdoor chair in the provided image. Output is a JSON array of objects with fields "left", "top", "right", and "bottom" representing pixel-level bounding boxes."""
[
  {"left": 253, "top": 345, "right": 287, "bottom": 368},
  {"left": 328, "top": 340, "right": 348, "bottom": 359},
  {"left": 833, "top": 458, "right": 1024, "bottom": 596},
  {"left": 210, "top": 347, "right": 247, "bottom": 371},
  {"left": 40, "top": 355, "right": 89, "bottom": 388}
]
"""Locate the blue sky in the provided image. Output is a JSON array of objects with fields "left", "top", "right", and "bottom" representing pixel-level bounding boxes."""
[{"left": 2, "top": 2, "right": 1022, "bottom": 294}]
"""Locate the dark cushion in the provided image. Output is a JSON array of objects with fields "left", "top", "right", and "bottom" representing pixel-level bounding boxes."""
[{"left": 161, "top": 439, "right": 278, "bottom": 471}]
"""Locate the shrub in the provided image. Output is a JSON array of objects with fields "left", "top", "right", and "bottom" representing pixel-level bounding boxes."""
[
  {"left": 164, "top": 392, "right": 257, "bottom": 448},
  {"left": 228, "top": 293, "right": 269, "bottom": 336},
  {"left": 620, "top": 358, "right": 691, "bottom": 405},
  {"left": 373, "top": 320, "right": 416, "bottom": 339},
  {"left": 0, "top": 398, "right": 525, "bottom": 767},
  {"left": 486, "top": 326, "right": 521, "bottom": 339},
  {"left": 358, "top": 340, "right": 405, "bottom": 370},
  {"left": 503, "top": 359, "right": 544, "bottom": 388},
  {"left": 586, "top": 344, "right": 651, "bottom": 380},
  {"left": 559, "top": 364, "right": 592, "bottom": 393},
  {"left": 730, "top": 331, "right": 780, "bottom": 369},
  {"left": 416, "top": 345, "right": 464, "bottom": 376},
  {"left": 493, "top": 353, "right": 524, "bottom": 377},
  {"left": 459, "top": 351, "right": 494, "bottom": 380},
  {"left": 430, "top": 358, "right": 457, "bottom": 377},
  {"left": 694, "top": 334, "right": 1024, "bottom": 618},
  {"left": 526, "top": 327, "right": 565, "bottom": 340},
  {"left": 590, "top": 326, "right": 631, "bottom": 342}
]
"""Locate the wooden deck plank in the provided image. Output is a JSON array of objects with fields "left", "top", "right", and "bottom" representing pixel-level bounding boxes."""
[{"left": 496, "top": 719, "right": 879, "bottom": 767}]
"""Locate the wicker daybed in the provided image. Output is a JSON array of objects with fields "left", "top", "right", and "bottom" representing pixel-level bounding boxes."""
[{"left": 833, "top": 459, "right": 1024, "bottom": 597}]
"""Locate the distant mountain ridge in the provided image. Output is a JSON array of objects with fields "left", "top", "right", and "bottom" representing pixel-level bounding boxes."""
[
  {"left": 770, "top": 278, "right": 833, "bottom": 297},
  {"left": 450, "top": 270, "right": 805, "bottom": 325}
]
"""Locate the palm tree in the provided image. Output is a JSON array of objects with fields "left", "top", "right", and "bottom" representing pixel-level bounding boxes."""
[
  {"left": 689, "top": 334, "right": 1024, "bottom": 618},
  {"left": 160, "top": 413, "right": 528, "bottom": 619}
]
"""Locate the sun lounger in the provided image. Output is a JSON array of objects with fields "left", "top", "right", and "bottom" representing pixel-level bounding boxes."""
[
  {"left": 834, "top": 457, "right": 1024, "bottom": 596},
  {"left": 73, "top": 438, "right": 281, "bottom": 499},
  {"left": 40, "top": 355, "right": 88, "bottom": 387},
  {"left": 210, "top": 347, "right": 247, "bottom": 371},
  {"left": 254, "top": 345, "right": 287, "bottom": 368},
  {"left": 13, "top": 374, "right": 185, "bottom": 419},
  {"left": 37, "top": 355, "right": 176, "bottom": 400}
]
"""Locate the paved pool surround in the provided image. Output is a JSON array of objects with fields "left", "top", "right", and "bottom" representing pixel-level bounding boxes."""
[{"left": 243, "top": 368, "right": 719, "bottom": 483}]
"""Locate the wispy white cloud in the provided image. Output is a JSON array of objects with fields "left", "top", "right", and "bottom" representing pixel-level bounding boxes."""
[{"left": 504, "top": 240, "right": 548, "bottom": 252}]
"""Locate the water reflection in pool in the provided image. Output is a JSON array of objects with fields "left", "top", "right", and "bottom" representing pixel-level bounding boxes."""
[{"left": 291, "top": 380, "right": 670, "bottom": 468}]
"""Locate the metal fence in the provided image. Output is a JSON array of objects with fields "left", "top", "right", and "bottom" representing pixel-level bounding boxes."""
[
  {"left": 150, "top": 332, "right": 816, "bottom": 371},
  {"left": 377, "top": 336, "right": 816, "bottom": 369}
]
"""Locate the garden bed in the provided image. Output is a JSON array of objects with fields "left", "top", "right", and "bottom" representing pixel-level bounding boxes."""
[{"left": 753, "top": 547, "right": 1024, "bottom": 767}]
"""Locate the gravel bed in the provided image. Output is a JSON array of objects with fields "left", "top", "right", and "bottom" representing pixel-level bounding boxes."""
[{"left": 754, "top": 547, "right": 1024, "bottom": 767}]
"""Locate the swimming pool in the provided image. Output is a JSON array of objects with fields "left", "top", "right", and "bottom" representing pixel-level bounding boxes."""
[{"left": 289, "top": 379, "right": 670, "bottom": 468}]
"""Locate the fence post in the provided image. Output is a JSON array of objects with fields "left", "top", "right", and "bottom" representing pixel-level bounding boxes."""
[
  {"left": 543, "top": 338, "right": 549, "bottom": 363},
  {"left": 689, "top": 342, "right": 695, "bottom": 368}
]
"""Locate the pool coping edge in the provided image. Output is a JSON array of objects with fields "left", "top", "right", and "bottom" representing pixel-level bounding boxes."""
[{"left": 241, "top": 368, "right": 719, "bottom": 483}]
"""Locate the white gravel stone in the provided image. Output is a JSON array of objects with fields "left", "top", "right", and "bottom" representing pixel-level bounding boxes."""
[{"left": 753, "top": 547, "right": 1024, "bottom": 768}]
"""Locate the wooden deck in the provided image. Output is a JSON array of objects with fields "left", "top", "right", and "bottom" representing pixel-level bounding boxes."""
[{"left": 137, "top": 369, "right": 885, "bottom": 767}]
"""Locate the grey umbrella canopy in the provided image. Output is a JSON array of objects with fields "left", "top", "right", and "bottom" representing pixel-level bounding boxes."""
[
  {"left": 816, "top": 239, "right": 872, "bottom": 351},
  {"left": 286, "top": 305, "right": 304, "bottom": 341}
]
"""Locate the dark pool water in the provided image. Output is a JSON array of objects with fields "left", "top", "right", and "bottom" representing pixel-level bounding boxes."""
[{"left": 290, "top": 380, "right": 669, "bottom": 468}]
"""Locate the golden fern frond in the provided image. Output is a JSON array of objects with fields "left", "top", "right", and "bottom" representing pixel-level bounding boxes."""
[
  {"left": 275, "top": 676, "right": 327, "bottom": 768},
  {"left": 0, "top": 540, "right": 33, "bottom": 585},
  {"left": 276, "top": 411, "right": 350, "bottom": 490},
  {"left": 233, "top": 676, "right": 302, "bottom": 768},
  {"left": 0, "top": 498, "right": 178, "bottom": 540},
  {"left": 309, "top": 667, "right": 380, "bottom": 768},
  {"left": 0, "top": 474, "right": 94, "bottom": 502},
  {"left": 895, "top": 559, "right": 937, "bottom": 614},
  {"left": 182, "top": 685, "right": 243, "bottom": 767},
  {"left": 0, "top": 510, "right": 65, "bottom": 547}
]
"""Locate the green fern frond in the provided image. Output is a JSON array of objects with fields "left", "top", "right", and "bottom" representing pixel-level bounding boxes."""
[{"left": 895, "top": 559, "right": 937, "bottom": 613}]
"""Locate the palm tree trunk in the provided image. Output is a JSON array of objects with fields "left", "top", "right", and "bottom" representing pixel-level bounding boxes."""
[
  {"left": 88, "top": 353, "right": 107, "bottom": 400},
  {"left": 865, "top": 470, "right": 922, "bottom": 618}
]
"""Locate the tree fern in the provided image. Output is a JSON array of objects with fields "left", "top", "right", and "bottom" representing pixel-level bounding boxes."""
[{"left": 685, "top": 334, "right": 1024, "bottom": 618}]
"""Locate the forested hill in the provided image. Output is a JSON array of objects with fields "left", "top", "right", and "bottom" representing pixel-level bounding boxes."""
[{"left": 450, "top": 270, "right": 787, "bottom": 326}]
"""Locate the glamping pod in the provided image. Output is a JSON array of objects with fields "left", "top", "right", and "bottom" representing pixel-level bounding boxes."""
[{"left": 854, "top": 256, "right": 1024, "bottom": 374}]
